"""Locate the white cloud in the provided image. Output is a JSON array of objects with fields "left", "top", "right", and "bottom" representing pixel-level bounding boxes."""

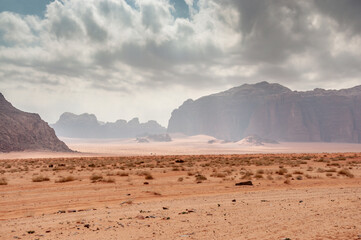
[{"left": 0, "top": 0, "right": 361, "bottom": 125}]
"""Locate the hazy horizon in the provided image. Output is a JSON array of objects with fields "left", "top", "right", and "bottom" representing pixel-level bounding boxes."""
[{"left": 1, "top": 0, "right": 361, "bottom": 126}]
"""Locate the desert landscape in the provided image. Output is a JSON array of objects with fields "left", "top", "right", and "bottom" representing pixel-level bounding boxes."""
[
  {"left": 2, "top": 1, "right": 361, "bottom": 239},
  {"left": 1, "top": 151, "right": 360, "bottom": 240}
]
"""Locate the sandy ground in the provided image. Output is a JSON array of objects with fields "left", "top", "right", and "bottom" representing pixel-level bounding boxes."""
[
  {"left": 0, "top": 153, "right": 360, "bottom": 239},
  {"left": 1, "top": 135, "right": 361, "bottom": 160}
]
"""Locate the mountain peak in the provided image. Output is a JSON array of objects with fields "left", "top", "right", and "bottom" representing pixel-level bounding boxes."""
[{"left": 214, "top": 81, "right": 292, "bottom": 97}]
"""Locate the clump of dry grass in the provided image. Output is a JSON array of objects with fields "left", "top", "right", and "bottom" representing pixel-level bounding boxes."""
[
  {"left": 117, "top": 172, "right": 129, "bottom": 177},
  {"left": 0, "top": 177, "right": 8, "bottom": 185},
  {"left": 338, "top": 169, "right": 354, "bottom": 178},
  {"left": 276, "top": 167, "right": 288, "bottom": 175},
  {"left": 55, "top": 176, "right": 76, "bottom": 183},
  {"left": 210, "top": 172, "right": 226, "bottom": 178},
  {"left": 144, "top": 173, "right": 154, "bottom": 180},
  {"left": 195, "top": 174, "right": 207, "bottom": 183},
  {"left": 90, "top": 174, "right": 103, "bottom": 182},
  {"left": 32, "top": 175, "right": 50, "bottom": 182}
]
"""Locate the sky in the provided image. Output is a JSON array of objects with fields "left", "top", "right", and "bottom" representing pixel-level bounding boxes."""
[{"left": 0, "top": 0, "right": 361, "bottom": 126}]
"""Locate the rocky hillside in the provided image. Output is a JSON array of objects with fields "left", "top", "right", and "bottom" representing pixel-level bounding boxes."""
[
  {"left": 0, "top": 93, "right": 71, "bottom": 152},
  {"left": 52, "top": 112, "right": 166, "bottom": 138},
  {"left": 168, "top": 82, "right": 361, "bottom": 143}
]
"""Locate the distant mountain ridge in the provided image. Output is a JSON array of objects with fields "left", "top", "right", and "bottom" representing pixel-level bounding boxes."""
[
  {"left": 0, "top": 93, "right": 71, "bottom": 152},
  {"left": 52, "top": 112, "right": 166, "bottom": 138},
  {"left": 167, "top": 81, "right": 361, "bottom": 143}
]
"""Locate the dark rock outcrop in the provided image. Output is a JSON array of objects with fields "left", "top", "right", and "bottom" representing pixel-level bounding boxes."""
[
  {"left": 0, "top": 93, "right": 71, "bottom": 152},
  {"left": 136, "top": 134, "right": 172, "bottom": 143},
  {"left": 168, "top": 82, "right": 361, "bottom": 143},
  {"left": 237, "top": 135, "right": 279, "bottom": 146},
  {"left": 52, "top": 112, "right": 166, "bottom": 138}
]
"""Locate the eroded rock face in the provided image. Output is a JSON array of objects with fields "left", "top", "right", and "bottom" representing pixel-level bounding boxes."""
[
  {"left": 168, "top": 82, "right": 361, "bottom": 143},
  {"left": 0, "top": 93, "right": 71, "bottom": 152},
  {"left": 52, "top": 113, "right": 166, "bottom": 138}
]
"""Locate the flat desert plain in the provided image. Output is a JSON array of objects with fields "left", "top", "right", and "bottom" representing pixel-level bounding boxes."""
[{"left": 0, "top": 152, "right": 361, "bottom": 240}]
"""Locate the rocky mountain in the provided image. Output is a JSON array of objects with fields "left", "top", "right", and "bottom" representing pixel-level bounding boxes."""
[
  {"left": 0, "top": 93, "right": 71, "bottom": 152},
  {"left": 52, "top": 112, "right": 166, "bottom": 138},
  {"left": 168, "top": 82, "right": 361, "bottom": 143}
]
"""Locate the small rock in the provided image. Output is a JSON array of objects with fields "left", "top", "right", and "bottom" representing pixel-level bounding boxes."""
[
  {"left": 232, "top": 199, "right": 236, "bottom": 202},
  {"left": 27, "top": 231, "right": 35, "bottom": 234},
  {"left": 163, "top": 207, "right": 168, "bottom": 210},
  {"left": 144, "top": 182, "right": 149, "bottom": 185},
  {"left": 84, "top": 224, "right": 90, "bottom": 228}
]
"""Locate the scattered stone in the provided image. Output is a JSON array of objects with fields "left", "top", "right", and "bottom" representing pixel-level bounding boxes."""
[
  {"left": 27, "top": 231, "right": 35, "bottom": 234},
  {"left": 163, "top": 207, "right": 168, "bottom": 210},
  {"left": 175, "top": 160, "right": 185, "bottom": 163},
  {"left": 299, "top": 200, "right": 303, "bottom": 203},
  {"left": 84, "top": 224, "right": 90, "bottom": 228},
  {"left": 67, "top": 210, "right": 76, "bottom": 213},
  {"left": 261, "top": 200, "right": 269, "bottom": 202},
  {"left": 235, "top": 181, "right": 253, "bottom": 186},
  {"left": 232, "top": 199, "right": 236, "bottom": 202},
  {"left": 57, "top": 210, "right": 66, "bottom": 214},
  {"left": 144, "top": 182, "right": 149, "bottom": 185}
]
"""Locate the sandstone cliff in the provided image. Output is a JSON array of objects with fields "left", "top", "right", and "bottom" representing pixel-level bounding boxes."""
[
  {"left": 168, "top": 82, "right": 361, "bottom": 143},
  {"left": 0, "top": 93, "right": 72, "bottom": 152},
  {"left": 52, "top": 112, "right": 166, "bottom": 138}
]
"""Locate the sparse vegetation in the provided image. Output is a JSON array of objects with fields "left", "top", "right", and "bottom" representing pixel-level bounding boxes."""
[
  {"left": 55, "top": 176, "right": 75, "bottom": 183},
  {"left": 32, "top": 175, "right": 50, "bottom": 182},
  {"left": 0, "top": 177, "right": 8, "bottom": 185}
]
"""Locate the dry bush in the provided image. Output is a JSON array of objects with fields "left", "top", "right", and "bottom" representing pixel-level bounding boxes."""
[
  {"left": 90, "top": 174, "right": 103, "bottom": 182},
  {"left": 195, "top": 174, "right": 207, "bottom": 182},
  {"left": 338, "top": 169, "right": 354, "bottom": 178},
  {"left": 276, "top": 167, "right": 288, "bottom": 175},
  {"left": 0, "top": 177, "right": 7, "bottom": 185},
  {"left": 293, "top": 170, "right": 303, "bottom": 175},
  {"left": 102, "top": 177, "right": 115, "bottom": 183},
  {"left": 117, "top": 172, "right": 129, "bottom": 177},
  {"left": 144, "top": 173, "right": 154, "bottom": 180},
  {"left": 32, "top": 175, "right": 50, "bottom": 182},
  {"left": 241, "top": 171, "right": 253, "bottom": 179},
  {"left": 56, "top": 176, "right": 75, "bottom": 183},
  {"left": 210, "top": 172, "right": 226, "bottom": 178}
]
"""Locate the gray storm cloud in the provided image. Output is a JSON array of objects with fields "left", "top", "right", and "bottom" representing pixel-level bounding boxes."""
[{"left": 0, "top": 0, "right": 360, "bottom": 125}]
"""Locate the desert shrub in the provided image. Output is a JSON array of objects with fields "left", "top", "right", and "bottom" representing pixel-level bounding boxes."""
[
  {"left": 276, "top": 168, "right": 288, "bottom": 175},
  {"left": 241, "top": 171, "right": 254, "bottom": 179},
  {"left": 0, "top": 177, "right": 7, "bottom": 185},
  {"left": 55, "top": 176, "right": 75, "bottom": 183},
  {"left": 338, "top": 169, "right": 354, "bottom": 178},
  {"left": 117, "top": 172, "right": 129, "bottom": 177},
  {"left": 102, "top": 177, "right": 115, "bottom": 183},
  {"left": 293, "top": 170, "right": 303, "bottom": 175},
  {"left": 195, "top": 174, "right": 207, "bottom": 182},
  {"left": 90, "top": 174, "right": 103, "bottom": 182},
  {"left": 32, "top": 175, "right": 50, "bottom": 182},
  {"left": 254, "top": 174, "right": 263, "bottom": 179},
  {"left": 210, "top": 172, "right": 226, "bottom": 178},
  {"left": 144, "top": 173, "right": 154, "bottom": 180}
]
